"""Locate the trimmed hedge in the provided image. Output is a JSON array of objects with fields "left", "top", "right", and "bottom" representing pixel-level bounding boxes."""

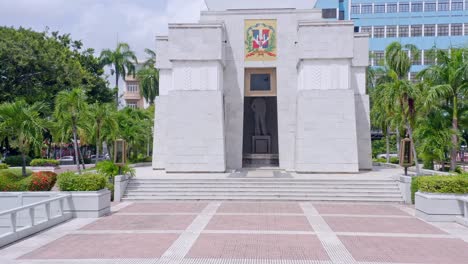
[
  {"left": 411, "top": 173, "right": 468, "bottom": 203},
  {"left": 0, "top": 163, "right": 9, "bottom": 169},
  {"left": 4, "top": 155, "right": 31, "bottom": 167},
  {"left": 30, "top": 159, "right": 60, "bottom": 167},
  {"left": 57, "top": 172, "right": 108, "bottom": 191}
]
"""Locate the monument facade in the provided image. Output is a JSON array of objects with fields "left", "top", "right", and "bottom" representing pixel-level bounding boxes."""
[{"left": 152, "top": 1, "right": 372, "bottom": 173}]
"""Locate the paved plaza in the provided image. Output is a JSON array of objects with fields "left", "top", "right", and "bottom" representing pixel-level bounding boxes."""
[{"left": 1, "top": 201, "right": 468, "bottom": 264}]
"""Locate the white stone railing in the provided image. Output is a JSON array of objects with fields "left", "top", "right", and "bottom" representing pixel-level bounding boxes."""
[{"left": 0, "top": 194, "right": 72, "bottom": 248}]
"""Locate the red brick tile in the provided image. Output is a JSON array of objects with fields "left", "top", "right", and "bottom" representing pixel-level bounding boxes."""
[
  {"left": 19, "top": 234, "right": 179, "bottom": 259},
  {"left": 119, "top": 202, "right": 208, "bottom": 213},
  {"left": 217, "top": 202, "right": 303, "bottom": 214},
  {"left": 187, "top": 234, "right": 329, "bottom": 260},
  {"left": 206, "top": 215, "right": 313, "bottom": 231},
  {"left": 324, "top": 216, "right": 447, "bottom": 234},
  {"left": 340, "top": 235, "right": 468, "bottom": 264},
  {"left": 81, "top": 214, "right": 195, "bottom": 230},
  {"left": 314, "top": 203, "right": 409, "bottom": 216}
]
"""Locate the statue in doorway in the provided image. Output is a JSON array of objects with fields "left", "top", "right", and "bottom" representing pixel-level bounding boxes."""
[{"left": 251, "top": 98, "right": 268, "bottom": 135}]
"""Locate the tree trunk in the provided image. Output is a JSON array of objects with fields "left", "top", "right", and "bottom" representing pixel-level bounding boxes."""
[
  {"left": 386, "top": 125, "right": 390, "bottom": 163},
  {"left": 79, "top": 144, "right": 86, "bottom": 170},
  {"left": 71, "top": 117, "right": 81, "bottom": 174},
  {"left": 406, "top": 121, "right": 420, "bottom": 175},
  {"left": 396, "top": 129, "right": 400, "bottom": 153},
  {"left": 95, "top": 126, "right": 100, "bottom": 165},
  {"left": 450, "top": 96, "right": 458, "bottom": 171},
  {"left": 115, "top": 70, "right": 120, "bottom": 107},
  {"left": 21, "top": 150, "right": 27, "bottom": 177}
]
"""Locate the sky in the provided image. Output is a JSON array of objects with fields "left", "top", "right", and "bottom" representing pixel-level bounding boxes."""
[{"left": 0, "top": 0, "right": 207, "bottom": 59}]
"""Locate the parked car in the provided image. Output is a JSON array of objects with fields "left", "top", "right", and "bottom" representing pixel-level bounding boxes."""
[
  {"left": 377, "top": 153, "right": 399, "bottom": 159},
  {"left": 59, "top": 156, "right": 75, "bottom": 165},
  {"left": 90, "top": 154, "right": 110, "bottom": 163}
]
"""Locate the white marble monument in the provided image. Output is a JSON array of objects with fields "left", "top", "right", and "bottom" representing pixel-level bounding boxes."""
[{"left": 152, "top": 1, "right": 372, "bottom": 173}]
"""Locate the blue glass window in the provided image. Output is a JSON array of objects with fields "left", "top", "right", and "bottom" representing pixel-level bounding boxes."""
[
  {"left": 411, "top": 2, "right": 423, "bottom": 12},
  {"left": 424, "top": 2, "right": 436, "bottom": 12},
  {"left": 375, "top": 4, "right": 385, "bottom": 13},
  {"left": 399, "top": 3, "right": 410, "bottom": 12},
  {"left": 452, "top": 1, "right": 463, "bottom": 10},
  {"left": 351, "top": 5, "right": 360, "bottom": 14},
  {"left": 362, "top": 4, "right": 373, "bottom": 13},
  {"left": 387, "top": 3, "right": 398, "bottom": 13},
  {"left": 438, "top": 0, "right": 449, "bottom": 11}
]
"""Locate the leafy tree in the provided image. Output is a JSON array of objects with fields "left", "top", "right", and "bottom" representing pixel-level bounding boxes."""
[
  {"left": 0, "top": 27, "right": 113, "bottom": 107},
  {"left": 100, "top": 43, "right": 137, "bottom": 106},
  {"left": 383, "top": 42, "right": 421, "bottom": 174},
  {"left": 89, "top": 103, "right": 118, "bottom": 164},
  {"left": 0, "top": 101, "right": 49, "bottom": 176},
  {"left": 54, "top": 89, "right": 90, "bottom": 174},
  {"left": 419, "top": 48, "right": 468, "bottom": 171}
]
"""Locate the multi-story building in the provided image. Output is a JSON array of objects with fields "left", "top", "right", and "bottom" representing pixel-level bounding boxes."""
[
  {"left": 345, "top": 0, "right": 468, "bottom": 79},
  {"left": 122, "top": 63, "right": 146, "bottom": 109}
]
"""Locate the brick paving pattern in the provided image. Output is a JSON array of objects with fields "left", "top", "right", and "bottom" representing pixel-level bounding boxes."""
[{"left": 2, "top": 201, "right": 468, "bottom": 264}]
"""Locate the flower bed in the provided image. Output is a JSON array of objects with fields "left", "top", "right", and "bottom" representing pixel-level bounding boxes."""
[
  {"left": 0, "top": 169, "right": 56, "bottom": 192},
  {"left": 30, "top": 159, "right": 60, "bottom": 167}
]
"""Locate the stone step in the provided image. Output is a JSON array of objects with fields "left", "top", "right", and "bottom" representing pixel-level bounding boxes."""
[
  {"left": 122, "top": 196, "right": 404, "bottom": 202},
  {"left": 125, "top": 187, "right": 401, "bottom": 193},
  {"left": 124, "top": 191, "right": 402, "bottom": 198}
]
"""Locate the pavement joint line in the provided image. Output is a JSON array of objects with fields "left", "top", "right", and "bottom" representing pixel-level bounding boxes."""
[
  {"left": 201, "top": 230, "right": 317, "bottom": 235},
  {"left": 319, "top": 214, "right": 412, "bottom": 218},
  {"left": 157, "top": 201, "right": 221, "bottom": 264},
  {"left": 391, "top": 204, "right": 415, "bottom": 216},
  {"left": 300, "top": 202, "right": 357, "bottom": 264},
  {"left": 180, "top": 259, "right": 334, "bottom": 264},
  {"left": 334, "top": 232, "right": 456, "bottom": 238},
  {"left": 71, "top": 230, "right": 184, "bottom": 234},
  {"left": 111, "top": 202, "right": 134, "bottom": 213},
  {"left": 116, "top": 213, "right": 201, "bottom": 216},
  {"left": 15, "top": 259, "right": 161, "bottom": 264}
]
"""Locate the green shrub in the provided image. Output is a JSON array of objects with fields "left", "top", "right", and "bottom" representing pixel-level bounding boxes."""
[
  {"left": 96, "top": 160, "right": 135, "bottom": 178},
  {"left": 411, "top": 174, "right": 468, "bottom": 203},
  {"left": 30, "top": 159, "right": 60, "bottom": 167},
  {"left": 0, "top": 170, "right": 30, "bottom": 191},
  {"left": 389, "top": 157, "right": 399, "bottom": 164},
  {"left": 57, "top": 172, "right": 108, "bottom": 191},
  {"left": 29, "top": 171, "right": 58, "bottom": 191},
  {"left": 4, "top": 155, "right": 31, "bottom": 167},
  {"left": 0, "top": 163, "right": 9, "bottom": 170}
]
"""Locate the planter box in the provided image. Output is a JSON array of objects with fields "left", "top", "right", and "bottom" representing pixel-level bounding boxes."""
[
  {"left": 30, "top": 166, "right": 56, "bottom": 172},
  {"left": 63, "top": 189, "right": 111, "bottom": 218},
  {"left": 415, "top": 192, "right": 466, "bottom": 222}
]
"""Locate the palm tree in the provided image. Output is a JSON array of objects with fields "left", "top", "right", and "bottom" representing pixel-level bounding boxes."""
[
  {"left": 419, "top": 48, "right": 468, "bottom": 171},
  {"left": 54, "top": 88, "right": 90, "bottom": 174},
  {"left": 0, "top": 101, "right": 49, "bottom": 176},
  {"left": 100, "top": 43, "right": 138, "bottom": 106},
  {"left": 137, "top": 67, "right": 159, "bottom": 105},
  {"left": 89, "top": 103, "right": 118, "bottom": 164},
  {"left": 383, "top": 42, "right": 421, "bottom": 174},
  {"left": 142, "top": 48, "right": 156, "bottom": 68}
]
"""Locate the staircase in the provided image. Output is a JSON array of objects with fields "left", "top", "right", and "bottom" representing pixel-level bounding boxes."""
[{"left": 122, "top": 177, "right": 404, "bottom": 202}]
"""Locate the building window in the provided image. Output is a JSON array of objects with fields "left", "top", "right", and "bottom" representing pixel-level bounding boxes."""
[
  {"left": 339, "top": 11, "right": 345, "bottom": 20},
  {"left": 411, "top": 50, "right": 422, "bottom": 65},
  {"left": 399, "top": 2, "right": 410, "bottom": 12},
  {"left": 411, "top": 25, "right": 422, "bottom": 37},
  {"left": 399, "top": 25, "right": 409, "bottom": 37},
  {"left": 127, "top": 102, "right": 138, "bottom": 109},
  {"left": 424, "top": 24, "right": 436, "bottom": 36},
  {"left": 423, "top": 50, "right": 436, "bottom": 65},
  {"left": 374, "top": 51, "right": 385, "bottom": 66},
  {"left": 351, "top": 5, "right": 360, "bottom": 14},
  {"left": 322, "top": 8, "right": 337, "bottom": 19},
  {"left": 374, "top": 26, "right": 385, "bottom": 38},
  {"left": 362, "top": 4, "right": 373, "bottom": 13},
  {"left": 375, "top": 4, "right": 385, "bottom": 13},
  {"left": 451, "top": 23, "right": 463, "bottom": 35},
  {"left": 438, "top": 0, "right": 449, "bottom": 11},
  {"left": 361, "top": 26, "right": 373, "bottom": 37},
  {"left": 387, "top": 3, "right": 398, "bottom": 13},
  {"left": 465, "top": 23, "right": 468, "bottom": 35},
  {"left": 410, "top": 72, "right": 420, "bottom": 83},
  {"left": 127, "top": 83, "right": 139, "bottom": 93},
  {"left": 438, "top": 24, "right": 449, "bottom": 36},
  {"left": 387, "top": 26, "right": 397, "bottom": 37},
  {"left": 452, "top": 0, "right": 464, "bottom": 10},
  {"left": 424, "top": 1, "right": 436, "bottom": 11},
  {"left": 411, "top": 2, "right": 423, "bottom": 12}
]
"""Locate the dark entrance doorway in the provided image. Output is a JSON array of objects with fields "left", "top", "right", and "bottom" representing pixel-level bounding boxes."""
[{"left": 242, "top": 68, "right": 279, "bottom": 167}]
